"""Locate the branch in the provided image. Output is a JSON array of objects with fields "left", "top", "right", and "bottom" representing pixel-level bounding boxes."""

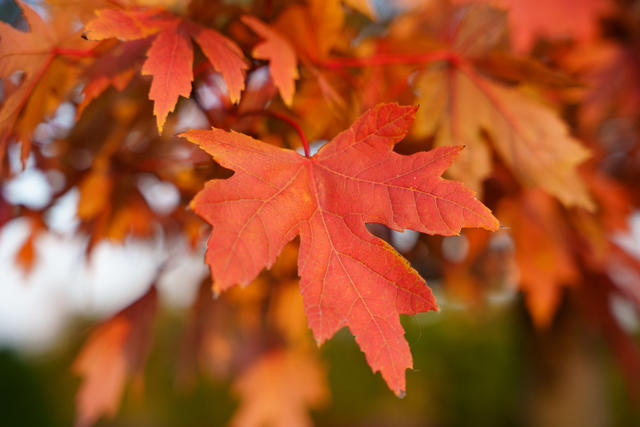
[{"left": 315, "top": 50, "right": 460, "bottom": 70}]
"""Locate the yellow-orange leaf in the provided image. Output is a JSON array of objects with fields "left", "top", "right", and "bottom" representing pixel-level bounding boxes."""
[
  {"left": 241, "top": 15, "right": 298, "bottom": 106},
  {"left": 84, "top": 8, "right": 168, "bottom": 40},
  {"left": 498, "top": 190, "right": 577, "bottom": 328},
  {"left": 414, "top": 63, "right": 594, "bottom": 209},
  {"left": 191, "top": 26, "right": 246, "bottom": 103},
  {"left": 231, "top": 350, "right": 328, "bottom": 427}
]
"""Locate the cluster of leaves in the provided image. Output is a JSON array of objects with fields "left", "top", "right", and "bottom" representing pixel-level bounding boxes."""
[{"left": 1, "top": 0, "right": 640, "bottom": 425}]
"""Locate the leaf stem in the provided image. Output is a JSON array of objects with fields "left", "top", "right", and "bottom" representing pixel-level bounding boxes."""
[
  {"left": 242, "top": 110, "right": 310, "bottom": 157},
  {"left": 267, "top": 111, "right": 310, "bottom": 157}
]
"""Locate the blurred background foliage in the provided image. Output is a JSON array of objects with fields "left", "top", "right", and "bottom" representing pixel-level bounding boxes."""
[
  {"left": 1, "top": 301, "right": 639, "bottom": 426},
  {"left": 1, "top": 0, "right": 640, "bottom": 425}
]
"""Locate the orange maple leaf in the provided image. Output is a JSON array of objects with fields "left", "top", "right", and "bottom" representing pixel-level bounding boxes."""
[
  {"left": 231, "top": 349, "right": 328, "bottom": 427},
  {"left": 73, "top": 287, "right": 157, "bottom": 427},
  {"left": 241, "top": 15, "right": 299, "bottom": 106},
  {"left": 181, "top": 103, "right": 499, "bottom": 395},
  {"left": 85, "top": 7, "right": 248, "bottom": 132},
  {"left": 0, "top": 1, "right": 94, "bottom": 167},
  {"left": 498, "top": 190, "right": 578, "bottom": 328},
  {"left": 358, "top": 4, "right": 594, "bottom": 209},
  {"left": 414, "top": 61, "right": 594, "bottom": 209}
]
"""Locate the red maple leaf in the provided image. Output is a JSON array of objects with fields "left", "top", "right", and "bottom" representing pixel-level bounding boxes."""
[{"left": 181, "top": 103, "right": 499, "bottom": 395}]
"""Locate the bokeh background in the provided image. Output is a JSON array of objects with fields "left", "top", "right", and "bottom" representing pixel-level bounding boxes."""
[{"left": 1, "top": 0, "right": 640, "bottom": 426}]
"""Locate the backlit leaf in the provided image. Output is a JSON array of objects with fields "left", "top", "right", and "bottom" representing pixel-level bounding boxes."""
[{"left": 182, "top": 103, "right": 498, "bottom": 394}]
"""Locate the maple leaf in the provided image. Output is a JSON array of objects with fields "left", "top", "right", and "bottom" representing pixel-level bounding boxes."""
[
  {"left": 498, "top": 190, "right": 577, "bottom": 328},
  {"left": 85, "top": 7, "right": 248, "bottom": 132},
  {"left": 241, "top": 16, "right": 299, "bottom": 106},
  {"left": 414, "top": 62, "right": 594, "bottom": 209},
  {"left": 46, "top": 0, "right": 122, "bottom": 21},
  {"left": 0, "top": 1, "right": 93, "bottom": 167},
  {"left": 309, "top": 0, "right": 346, "bottom": 59},
  {"left": 270, "top": 0, "right": 344, "bottom": 62},
  {"left": 182, "top": 103, "right": 499, "bottom": 394},
  {"left": 73, "top": 287, "right": 157, "bottom": 427},
  {"left": 563, "top": 41, "right": 640, "bottom": 130},
  {"left": 452, "top": 0, "right": 611, "bottom": 51},
  {"left": 376, "top": 3, "right": 594, "bottom": 207},
  {"left": 264, "top": 3, "right": 349, "bottom": 119},
  {"left": 231, "top": 350, "right": 328, "bottom": 427},
  {"left": 271, "top": 279, "right": 311, "bottom": 345}
]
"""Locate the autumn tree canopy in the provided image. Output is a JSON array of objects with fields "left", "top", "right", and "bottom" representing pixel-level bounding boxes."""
[{"left": 1, "top": 0, "right": 639, "bottom": 425}]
